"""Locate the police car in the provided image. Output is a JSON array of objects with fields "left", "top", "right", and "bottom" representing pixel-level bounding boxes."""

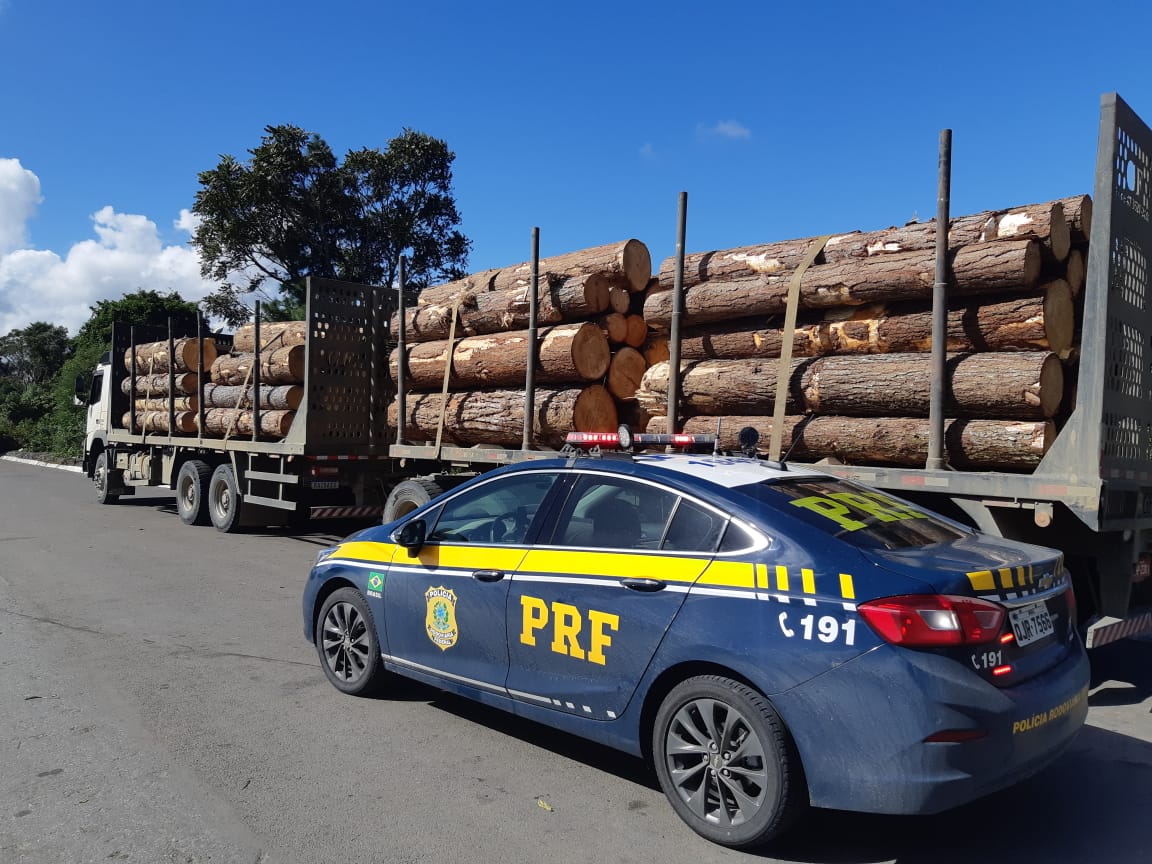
[{"left": 302, "top": 431, "right": 1089, "bottom": 850}]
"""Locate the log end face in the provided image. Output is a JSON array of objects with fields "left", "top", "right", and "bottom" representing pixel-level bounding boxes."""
[
  {"left": 1047, "top": 203, "right": 1072, "bottom": 263},
  {"left": 621, "top": 239, "right": 653, "bottom": 293},
  {"left": 1042, "top": 279, "right": 1075, "bottom": 357},
  {"left": 572, "top": 322, "right": 611, "bottom": 381},
  {"left": 1022, "top": 239, "right": 1044, "bottom": 289},
  {"left": 573, "top": 384, "right": 618, "bottom": 432},
  {"left": 1038, "top": 353, "right": 1065, "bottom": 418}
]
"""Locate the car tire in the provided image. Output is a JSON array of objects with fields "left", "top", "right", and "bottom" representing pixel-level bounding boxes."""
[
  {"left": 652, "top": 675, "right": 806, "bottom": 849},
  {"left": 208, "top": 464, "right": 243, "bottom": 533},
  {"left": 315, "top": 587, "right": 387, "bottom": 697},
  {"left": 176, "top": 459, "right": 212, "bottom": 526},
  {"left": 93, "top": 451, "right": 120, "bottom": 504},
  {"left": 382, "top": 477, "right": 452, "bottom": 523}
]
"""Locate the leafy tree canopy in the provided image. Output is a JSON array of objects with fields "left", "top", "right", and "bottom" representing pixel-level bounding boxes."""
[
  {"left": 76, "top": 290, "right": 200, "bottom": 349},
  {"left": 0, "top": 322, "right": 72, "bottom": 385},
  {"left": 191, "top": 125, "right": 471, "bottom": 325}
]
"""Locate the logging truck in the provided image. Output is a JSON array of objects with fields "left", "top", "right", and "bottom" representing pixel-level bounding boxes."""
[{"left": 78, "top": 92, "right": 1151, "bottom": 648}]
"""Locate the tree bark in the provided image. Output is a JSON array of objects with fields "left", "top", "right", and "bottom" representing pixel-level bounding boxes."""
[
  {"left": 490, "top": 239, "right": 651, "bottom": 294},
  {"left": 203, "top": 383, "right": 303, "bottom": 410},
  {"left": 121, "top": 411, "right": 197, "bottom": 434},
  {"left": 654, "top": 201, "right": 1068, "bottom": 288},
  {"left": 414, "top": 268, "right": 501, "bottom": 307},
  {"left": 233, "top": 321, "right": 307, "bottom": 353},
  {"left": 645, "top": 415, "right": 1054, "bottom": 472},
  {"left": 124, "top": 338, "right": 217, "bottom": 374},
  {"left": 644, "top": 239, "right": 1043, "bottom": 329},
  {"left": 1057, "top": 195, "right": 1093, "bottom": 245},
  {"left": 392, "top": 274, "right": 610, "bottom": 343},
  {"left": 387, "top": 384, "right": 618, "bottom": 448},
  {"left": 390, "top": 322, "right": 609, "bottom": 390},
  {"left": 607, "top": 347, "right": 647, "bottom": 401},
  {"left": 658, "top": 283, "right": 1073, "bottom": 361},
  {"left": 198, "top": 408, "right": 296, "bottom": 438},
  {"left": 637, "top": 352, "right": 1063, "bottom": 419},
  {"left": 210, "top": 346, "right": 304, "bottom": 386},
  {"left": 134, "top": 396, "right": 198, "bottom": 412},
  {"left": 121, "top": 373, "right": 200, "bottom": 396}
]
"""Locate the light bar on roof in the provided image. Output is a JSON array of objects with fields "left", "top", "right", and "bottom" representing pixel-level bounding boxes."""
[{"left": 564, "top": 431, "right": 716, "bottom": 449}]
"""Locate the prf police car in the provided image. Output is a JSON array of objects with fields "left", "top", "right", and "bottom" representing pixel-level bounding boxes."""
[{"left": 302, "top": 432, "right": 1089, "bottom": 850}]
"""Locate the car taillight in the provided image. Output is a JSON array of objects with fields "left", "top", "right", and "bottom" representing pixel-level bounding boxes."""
[{"left": 858, "top": 595, "right": 1006, "bottom": 646}]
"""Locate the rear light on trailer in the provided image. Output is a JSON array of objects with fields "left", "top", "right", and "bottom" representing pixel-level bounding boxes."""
[
  {"left": 858, "top": 595, "right": 1006, "bottom": 646},
  {"left": 311, "top": 466, "right": 339, "bottom": 477}
]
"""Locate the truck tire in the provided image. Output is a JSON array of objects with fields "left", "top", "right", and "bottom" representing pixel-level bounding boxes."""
[
  {"left": 93, "top": 451, "right": 120, "bottom": 505},
  {"left": 176, "top": 459, "right": 212, "bottom": 526},
  {"left": 383, "top": 477, "right": 453, "bottom": 523},
  {"left": 208, "top": 464, "right": 243, "bottom": 533}
]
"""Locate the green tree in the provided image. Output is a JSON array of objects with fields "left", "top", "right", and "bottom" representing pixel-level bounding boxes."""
[
  {"left": 191, "top": 125, "right": 470, "bottom": 324},
  {"left": 0, "top": 322, "right": 72, "bottom": 385}
]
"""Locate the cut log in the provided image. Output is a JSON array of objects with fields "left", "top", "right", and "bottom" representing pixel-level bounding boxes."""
[
  {"left": 390, "top": 322, "right": 609, "bottom": 390},
  {"left": 607, "top": 347, "right": 647, "bottom": 401},
  {"left": 644, "top": 337, "right": 670, "bottom": 366},
  {"left": 134, "top": 396, "right": 198, "bottom": 413},
  {"left": 624, "top": 314, "right": 649, "bottom": 348},
  {"left": 414, "top": 268, "right": 501, "bottom": 307},
  {"left": 491, "top": 239, "right": 651, "bottom": 293},
  {"left": 120, "top": 373, "right": 200, "bottom": 396},
  {"left": 198, "top": 408, "right": 296, "bottom": 438},
  {"left": 644, "top": 239, "right": 1043, "bottom": 329},
  {"left": 203, "top": 383, "right": 303, "bottom": 410},
  {"left": 665, "top": 284, "right": 1074, "bottom": 360},
  {"left": 121, "top": 411, "right": 197, "bottom": 434},
  {"left": 599, "top": 312, "right": 629, "bottom": 345},
  {"left": 637, "top": 352, "right": 1063, "bottom": 419},
  {"left": 392, "top": 274, "right": 611, "bottom": 343},
  {"left": 645, "top": 415, "right": 1054, "bottom": 472},
  {"left": 1064, "top": 248, "right": 1085, "bottom": 297},
  {"left": 655, "top": 201, "right": 1068, "bottom": 288},
  {"left": 233, "top": 321, "right": 306, "bottom": 353},
  {"left": 124, "top": 338, "right": 217, "bottom": 374},
  {"left": 210, "top": 346, "right": 304, "bottom": 386},
  {"left": 608, "top": 286, "right": 631, "bottom": 314},
  {"left": 387, "top": 384, "right": 618, "bottom": 449},
  {"left": 1057, "top": 195, "right": 1093, "bottom": 245}
]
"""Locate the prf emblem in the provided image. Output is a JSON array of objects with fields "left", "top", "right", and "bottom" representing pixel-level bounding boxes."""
[{"left": 425, "top": 586, "right": 458, "bottom": 651}]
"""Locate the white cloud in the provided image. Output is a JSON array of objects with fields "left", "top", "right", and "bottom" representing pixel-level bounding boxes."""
[
  {"left": 702, "top": 120, "right": 752, "bottom": 140},
  {"left": 0, "top": 164, "right": 217, "bottom": 336}
]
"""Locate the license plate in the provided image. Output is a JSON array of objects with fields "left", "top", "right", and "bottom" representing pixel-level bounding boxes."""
[
  {"left": 1010, "top": 602, "right": 1054, "bottom": 647},
  {"left": 309, "top": 480, "right": 340, "bottom": 490}
]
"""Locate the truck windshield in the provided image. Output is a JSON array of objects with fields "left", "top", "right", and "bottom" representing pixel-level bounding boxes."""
[{"left": 733, "top": 478, "right": 969, "bottom": 550}]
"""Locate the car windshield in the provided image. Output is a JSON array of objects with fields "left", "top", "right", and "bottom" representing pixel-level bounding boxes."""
[{"left": 733, "top": 477, "right": 968, "bottom": 550}]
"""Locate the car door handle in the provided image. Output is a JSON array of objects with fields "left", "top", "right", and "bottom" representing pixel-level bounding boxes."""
[
  {"left": 473, "top": 570, "right": 505, "bottom": 583},
  {"left": 620, "top": 578, "right": 665, "bottom": 592}
]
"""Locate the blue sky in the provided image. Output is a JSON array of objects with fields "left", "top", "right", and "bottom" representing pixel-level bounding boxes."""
[{"left": 2, "top": 0, "right": 1150, "bottom": 334}]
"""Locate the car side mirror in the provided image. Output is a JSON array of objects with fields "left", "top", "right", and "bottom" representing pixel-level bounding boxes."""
[{"left": 393, "top": 518, "right": 427, "bottom": 552}]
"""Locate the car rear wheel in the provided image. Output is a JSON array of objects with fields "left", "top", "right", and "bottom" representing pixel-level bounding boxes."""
[
  {"left": 176, "top": 459, "right": 212, "bottom": 526},
  {"left": 652, "top": 675, "right": 805, "bottom": 849},
  {"left": 316, "top": 587, "right": 386, "bottom": 696}
]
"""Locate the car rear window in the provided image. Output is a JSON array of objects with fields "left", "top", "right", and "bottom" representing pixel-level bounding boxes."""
[{"left": 734, "top": 478, "right": 968, "bottom": 549}]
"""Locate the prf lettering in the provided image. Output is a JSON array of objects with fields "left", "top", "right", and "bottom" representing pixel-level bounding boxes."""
[{"left": 520, "top": 595, "right": 619, "bottom": 665}]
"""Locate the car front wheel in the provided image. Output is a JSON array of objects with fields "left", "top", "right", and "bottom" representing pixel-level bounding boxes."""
[
  {"left": 652, "top": 675, "right": 806, "bottom": 849},
  {"left": 316, "top": 587, "right": 386, "bottom": 697}
]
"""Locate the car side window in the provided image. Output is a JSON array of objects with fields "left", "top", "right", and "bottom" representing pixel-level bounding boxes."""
[
  {"left": 551, "top": 475, "right": 677, "bottom": 551},
  {"left": 427, "top": 472, "right": 558, "bottom": 545},
  {"left": 662, "top": 499, "right": 727, "bottom": 553}
]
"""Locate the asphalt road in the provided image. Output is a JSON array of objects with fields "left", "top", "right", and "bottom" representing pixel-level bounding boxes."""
[{"left": 1, "top": 458, "right": 1150, "bottom": 864}]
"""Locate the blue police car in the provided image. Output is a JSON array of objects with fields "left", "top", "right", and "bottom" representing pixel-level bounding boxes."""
[{"left": 302, "top": 435, "right": 1089, "bottom": 849}]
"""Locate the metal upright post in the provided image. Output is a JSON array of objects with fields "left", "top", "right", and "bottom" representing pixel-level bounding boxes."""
[
  {"left": 196, "top": 312, "right": 206, "bottom": 441},
  {"left": 252, "top": 301, "right": 261, "bottom": 442},
  {"left": 166, "top": 318, "right": 176, "bottom": 437},
  {"left": 129, "top": 326, "right": 138, "bottom": 435},
  {"left": 396, "top": 257, "right": 407, "bottom": 445},
  {"left": 522, "top": 227, "right": 540, "bottom": 451},
  {"left": 926, "top": 130, "right": 952, "bottom": 470},
  {"left": 666, "top": 193, "right": 688, "bottom": 444}
]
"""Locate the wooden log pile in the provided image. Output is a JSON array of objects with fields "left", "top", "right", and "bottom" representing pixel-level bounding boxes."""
[
  {"left": 639, "top": 196, "right": 1092, "bottom": 472},
  {"left": 120, "top": 338, "right": 215, "bottom": 434},
  {"left": 390, "top": 240, "right": 655, "bottom": 448}
]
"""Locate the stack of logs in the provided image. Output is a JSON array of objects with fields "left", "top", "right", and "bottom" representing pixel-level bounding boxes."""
[
  {"left": 639, "top": 195, "right": 1091, "bottom": 472},
  {"left": 388, "top": 240, "right": 652, "bottom": 448},
  {"left": 119, "top": 322, "right": 306, "bottom": 439}
]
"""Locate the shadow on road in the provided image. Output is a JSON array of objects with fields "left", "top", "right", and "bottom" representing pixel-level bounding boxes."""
[{"left": 1089, "top": 638, "right": 1152, "bottom": 707}]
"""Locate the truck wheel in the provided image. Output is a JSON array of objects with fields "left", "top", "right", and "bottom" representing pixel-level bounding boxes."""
[
  {"left": 652, "top": 675, "right": 806, "bottom": 850},
  {"left": 208, "top": 464, "right": 243, "bottom": 533},
  {"left": 93, "top": 451, "right": 120, "bottom": 505},
  {"left": 383, "top": 477, "right": 452, "bottom": 523},
  {"left": 176, "top": 460, "right": 212, "bottom": 526}
]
